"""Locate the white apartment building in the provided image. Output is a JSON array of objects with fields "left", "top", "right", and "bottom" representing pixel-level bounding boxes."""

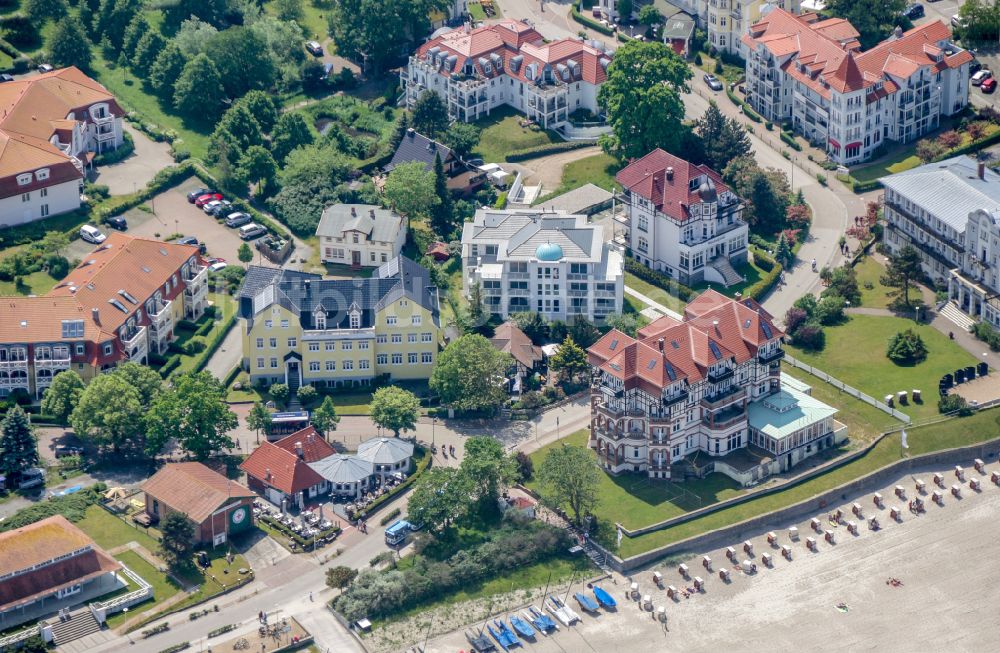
[
  {"left": 588, "top": 290, "right": 843, "bottom": 483},
  {"left": 615, "top": 149, "right": 748, "bottom": 286},
  {"left": 881, "top": 156, "right": 1000, "bottom": 329},
  {"left": 707, "top": 0, "right": 801, "bottom": 56},
  {"left": 461, "top": 209, "right": 624, "bottom": 323},
  {"left": 402, "top": 19, "right": 612, "bottom": 129},
  {"left": 0, "top": 66, "right": 125, "bottom": 227},
  {"left": 742, "top": 11, "right": 971, "bottom": 165},
  {"left": 316, "top": 204, "right": 406, "bottom": 268}
]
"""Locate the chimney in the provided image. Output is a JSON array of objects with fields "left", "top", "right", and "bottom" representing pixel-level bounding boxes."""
[
  {"left": 666, "top": 166, "right": 674, "bottom": 181},
  {"left": 91, "top": 307, "right": 99, "bottom": 324},
  {"left": 351, "top": 206, "right": 356, "bottom": 216},
  {"left": 265, "top": 467, "right": 271, "bottom": 481},
  {"left": 712, "top": 319, "right": 720, "bottom": 335},
  {"left": 406, "top": 127, "right": 415, "bottom": 136},
  {"left": 295, "top": 442, "right": 304, "bottom": 459},
  {"left": 658, "top": 337, "right": 665, "bottom": 352},
  {"left": 979, "top": 162, "right": 986, "bottom": 180},
  {"left": 307, "top": 432, "right": 313, "bottom": 443}
]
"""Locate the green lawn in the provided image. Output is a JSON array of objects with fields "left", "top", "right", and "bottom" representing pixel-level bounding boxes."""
[
  {"left": 617, "top": 407, "right": 1000, "bottom": 557},
  {"left": 785, "top": 314, "right": 975, "bottom": 422},
  {"left": 850, "top": 144, "right": 921, "bottom": 184},
  {"left": 0, "top": 50, "right": 13, "bottom": 71},
  {"left": 624, "top": 272, "right": 687, "bottom": 315},
  {"left": 76, "top": 505, "right": 161, "bottom": 552},
  {"left": 855, "top": 256, "right": 893, "bottom": 309},
  {"left": 264, "top": 0, "right": 331, "bottom": 41},
  {"left": 173, "top": 292, "right": 237, "bottom": 375},
  {"left": 106, "top": 550, "right": 182, "bottom": 628},
  {"left": 474, "top": 108, "right": 562, "bottom": 163},
  {"left": 690, "top": 258, "right": 767, "bottom": 298},
  {"left": 527, "top": 430, "right": 746, "bottom": 532},
  {"left": 0, "top": 270, "right": 60, "bottom": 296},
  {"left": 781, "top": 366, "right": 901, "bottom": 442},
  {"left": 534, "top": 153, "right": 619, "bottom": 204}
]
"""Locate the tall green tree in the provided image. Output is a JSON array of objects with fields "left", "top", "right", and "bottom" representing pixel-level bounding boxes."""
[
  {"left": 617, "top": 0, "right": 634, "bottom": 20},
  {"left": 430, "top": 152, "right": 454, "bottom": 237},
  {"left": 825, "top": 0, "right": 906, "bottom": 49},
  {"left": 149, "top": 43, "right": 188, "bottom": 97},
  {"left": 48, "top": 16, "right": 92, "bottom": 71},
  {"left": 960, "top": 0, "right": 1000, "bottom": 43},
  {"left": 430, "top": 334, "right": 512, "bottom": 414},
  {"left": 697, "top": 101, "right": 753, "bottom": 171},
  {"left": 174, "top": 54, "right": 224, "bottom": 120},
  {"left": 411, "top": 90, "right": 449, "bottom": 138},
  {"left": 511, "top": 312, "right": 547, "bottom": 344},
  {"left": 238, "top": 242, "right": 254, "bottom": 267},
  {"left": 71, "top": 374, "right": 144, "bottom": 454},
  {"left": 311, "top": 395, "right": 341, "bottom": 438},
  {"left": 881, "top": 245, "right": 924, "bottom": 307},
  {"left": 131, "top": 31, "right": 166, "bottom": 77},
  {"left": 384, "top": 161, "right": 439, "bottom": 219},
  {"left": 40, "top": 370, "right": 85, "bottom": 427},
  {"left": 637, "top": 4, "right": 663, "bottom": 27},
  {"left": 407, "top": 467, "right": 473, "bottom": 533},
  {"left": 389, "top": 113, "right": 410, "bottom": 151},
  {"left": 271, "top": 112, "right": 314, "bottom": 163},
  {"left": 145, "top": 371, "right": 238, "bottom": 459},
  {"left": 207, "top": 27, "right": 278, "bottom": 98},
  {"left": 325, "top": 565, "right": 358, "bottom": 590},
  {"left": 235, "top": 91, "right": 279, "bottom": 133},
  {"left": 598, "top": 40, "right": 691, "bottom": 161},
  {"left": 467, "top": 281, "right": 487, "bottom": 329},
  {"left": 369, "top": 386, "right": 420, "bottom": 437},
  {"left": 246, "top": 401, "right": 272, "bottom": 444},
  {"left": 774, "top": 232, "right": 793, "bottom": 268},
  {"left": 537, "top": 444, "right": 600, "bottom": 526},
  {"left": 549, "top": 336, "right": 589, "bottom": 384},
  {"left": 274, "top": 0, "right": 304, "bottom": 22},
  {"left": 443, "top": 122, "right": 480, "bottom": 160},
  {"left": 329, "top": 0, "right": 451, "bottom": 73},
  {"left": 0, "top": 406, "right": 39, "bottom": 484},
  {"left": 120, "top": 12, "right": 150, "bottom": 56},
  {"left": 112, "top": 361, "right": 162, "bottom": 408},
  {"left": 96, "top": 0, "right": 144, "bottom": 51},
  {"left": 162, "top": 0, "right": 228, "bottom": 32},
  {"left": 159, "top": 512, "right": 195, "bottom": 572},
  {"left": 25, "top": 0, "right": 68, "bottom": 25},
  {"left": 569, "top": 316, "right": 600, "bottom": 348},
  {"left": 237, "top": 146, "right": 278, "bottom": 196},
  {"left": 460, "top": 436, "right": 517, "bottom": 504}
]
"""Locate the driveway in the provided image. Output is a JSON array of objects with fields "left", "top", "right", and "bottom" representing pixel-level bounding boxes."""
[
  {"left": 506, "top": 145, "right": 602, "bottom": 189},
  {"left": 90, "top": 124, "right": 174, "bottom": 196}
]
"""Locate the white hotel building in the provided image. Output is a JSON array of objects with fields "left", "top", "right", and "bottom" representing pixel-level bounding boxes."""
[
  {"left": 461, "top": 208, "right": 624, "bottom": 324},
  {"left": 742, "top": 10, "right": 971, "bottom": 165},
  {"left": 402, "top": 19, "right": 611, "bottom": 129}
]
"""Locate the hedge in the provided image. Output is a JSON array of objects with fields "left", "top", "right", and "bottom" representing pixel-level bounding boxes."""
[
  {"left": 158, "top": 644, "right": 190, "bottom": 653},
  {"left": 94, "top": 132, "right": 136, "bottom": 166},
  {"left": 624, "top": 256, "right": 695, "bottom": 302},
  {"left": 206, "top": 625, "right": 235, "bottom": 638},
  {"left": 779, "top": 131, "right": 802, "bottom": 151},
  {"left": 932, "top": 126, "right": 1000, "bottom": 161},
  {"left": 351, "top": 446, "right": 431, "bottom": 521},
  {"left": 570, "top": 3, "right": 614, "bottom": 35},
  {"left": 94, "top": 162, "right": 196, "bottom": 221},
  {"left": 259, "top": 514, "right": 341, "bottom": 548},
  {"left": 505, "top": 140, "right": 594, "bottom": 162},
  {"left": 159, "top": 355, "right": 182, "bottom": 379},
  {"left": 175, "top": 312, "right": 237, "bottom": 378},
  {"left": 189, "top": 164, "right": 293, "bottom": 241},
  {"left": 743, "top": 247, "right": 782, "bottom": 302},
  {"left": 379, "top": 507, "right": 402, "bottom": 526}
]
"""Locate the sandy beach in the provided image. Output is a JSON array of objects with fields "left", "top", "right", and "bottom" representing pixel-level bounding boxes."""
[{"left": 421, "top": 456, "right": 1000, "bottom": 653}]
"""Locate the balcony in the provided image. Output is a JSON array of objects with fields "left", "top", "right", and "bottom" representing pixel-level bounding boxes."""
[
  {"left": 662, "top": 390, "right": 689, "bottom": 408},
  {"left": 121, "top": 326, "right": 147, "bottom": 357},
  {"left": 758, "top": 348, "right": 785, "bottom": 365},
  {"left": 92, "top": 113, "right": 114, "bottom": 125},
  {"left": 701, "top": 386, "right": 745, "bottom": 410},
  {"left": 707, "top": 366, "right": 734, "bottom": 384},
  {"left": 33, "top": 355, "right": 71, "bottom": 369},
  {"left": 0, "top": 357, "right": 29, "bottom": 368},
  {"left": 704, "top": 404, "right": 747, "bottom": 429},
  {"left": 148, "top": 299, "right": 173, "bottom": 328},
  {"left": 594, "top": 426, "right": 646, "bottom": 443},
  {"left": 95, "top": 129, "right": 116, "bottom": 142}
]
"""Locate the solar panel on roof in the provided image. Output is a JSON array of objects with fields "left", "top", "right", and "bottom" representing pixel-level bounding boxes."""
[
  {"left": 709, "top": 341, "right": 722, "bottom": 360},
  {"left": 744, "top": 319, "right": 752, "bottom": 328}
]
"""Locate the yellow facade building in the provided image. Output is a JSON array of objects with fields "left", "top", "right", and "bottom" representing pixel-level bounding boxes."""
[{"left": 237, "top": 257, "right": 441, "bottom": 389}]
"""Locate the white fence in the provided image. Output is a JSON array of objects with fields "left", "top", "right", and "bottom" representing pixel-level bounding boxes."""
[
  {"left": 90, "top": 564, "right": 153, "bottom": 624},
  {"left": 0, "top": 626, "right": 41, "bottom": 651},
  {"left": 784, "top": 354, "right": 911, "bottom": 423}
]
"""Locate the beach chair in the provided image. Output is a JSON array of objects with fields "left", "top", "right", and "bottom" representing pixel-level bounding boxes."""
[
  {"left": 719, "top": 568, "right": 730, "bottom": 581},
  {"left": 642, "top": 595, "right": 652, "bottom": 610},
  {"left": 702, "top": 556, "right": 712, "bottom": 571},
  {"left": 788, "top": 526, "right": 799, "bottom": 540},
  {"left": 894, "top": 485, "right": 905, "bottom": 500},
  {"left": 932, "top": 490, "right": 944, "bottom": 505},
  {"left": 955, "top": 465, "right": 965, "bottom": 481},
  {"left": 847, "top": 521, "right": 858, "bottom": 535},
  {"left": 951, "top": 484, "right": 962, "bottom": 498},
  {"left": 781, "top": 545, "right": 792, "bottom": 560},
  {"left": 693, "top": 577, "right": 704, "bottom": 591},
  {"left": 852, "top": 502, "right": 863, "bottom": 517},
  {"left": 889, "top": 506, "right": 901, "bottom": 521},
  {"left": 992, "top": 471, "right": 1000, "bottom": 485},
  {"left": 767, "top": 531, "right": 777, "bottom": 546},
  {"left": 933, "top": 473, "right": 944, "bottom": 488},
  {"left": 678, "top": 563, "right": 689, "bottom": 578},
  {"left": 667, "top": 585, "right": 679, "bottom": 599},
  {"left": 915, "top": 479, "right": 926, "bottom": 494},
  {"left": 726, "top": 546, "right": 737, "bottom": 562},
  {"left": 629, "top": 582, "right": 639, "bottom": 599},
  {"left": 974, "top": 458, "right": 985, "bottom": 474},
  {"left": 761, "top": 553, "right": 772, "bottom": 568},
  {"left": 970, "top": 478, "right": 981, "bottom": 492},
  {"left": 873, "top": 493, "right": 883, "bottom": 508},
  {"left": 656, "top": 606, "right": 666, "bottom": 622},
  {"left": 652, "top": 571, "right": 663, "bottom": 587},
  {"left": 810, "top": 518, "right": 822, "bottom": 532},
  {"left": 824, "top": 530, "right": 835, "bottom": 544},
  {"left": 743, "top": 540, "right": 753, "bottom": 555}
]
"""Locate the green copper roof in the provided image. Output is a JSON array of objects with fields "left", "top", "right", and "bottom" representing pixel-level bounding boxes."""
[{"left": 747, "top": 384, "right": 838, "bottom": 441}]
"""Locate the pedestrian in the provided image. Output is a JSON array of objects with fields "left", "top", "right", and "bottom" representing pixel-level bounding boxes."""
[{"left": 309, "top": 591, "right": 314, "bottom": 602}]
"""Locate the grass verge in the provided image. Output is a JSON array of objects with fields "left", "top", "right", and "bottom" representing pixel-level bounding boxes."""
[{"left": 106, "top": 550, "right": 182, "bottom": 628}]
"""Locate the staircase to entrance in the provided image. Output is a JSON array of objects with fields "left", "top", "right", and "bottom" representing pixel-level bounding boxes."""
[
  {"left": 939, "top": 301, "right": 976, "bottom": 332},
  {"left": 709, "top": 257, "right": 743, "bottom": 287},
  {"left": 46, "top": 607, "right": 102, "bottom": 646}
]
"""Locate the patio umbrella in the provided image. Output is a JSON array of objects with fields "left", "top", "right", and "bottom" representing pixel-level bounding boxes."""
[{"left": 104, "top": 487, "right": 128, "bottom": 501}]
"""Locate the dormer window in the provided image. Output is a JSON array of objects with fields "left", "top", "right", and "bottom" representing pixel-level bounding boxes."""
[
  {"left": 349, "top": 309, "right": 361, "bottom": 329},
  {"left": 35, "top": 168, "right": 50, "bottom": 181},
  {"left": 315, "top": 309, "right": 326, "bottom": 330},
  {"left": 16, "top": 173, "right": 31, "bottom": 186}
]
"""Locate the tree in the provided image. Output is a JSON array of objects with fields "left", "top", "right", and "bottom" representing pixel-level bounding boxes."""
[
  {"left": 407, "top": 467, "right": 473, "bottom": 532},
  {"left": 605, "top": 313, "right": 648, "bottom": 337},
  {"left": 467, "top": 281, "right": 487, "bottom": 329},
  {"left": 549, "top": 336, "right": 589, "bottom": 384},
  {"left": 96, "top": 0, "right": 144, "bottom": 51},
  {"left": 939, "top": 393, "right": 973, "bottom": 416},
  {"left": 131, "top": 30, "right": 166, "bottom": 77},
  {"left": 48, "top": 16, "right": 92, "bottom": 70},
  {"left": 159, "top": 512, "right": 195, "bottom": 572},
  {"left": 537, "top": 444, "right": 600, "bottom": 525},
  {"left": 784, "top": 307, "right": 809, "bottom": 335},
  {"left": 881, "top": 245, "right": 924, "bottom": 307},
  {"left": 747, "top": 167, "right": 789, "bottom": 232},
  {"left": 511, "top": 312, "right": 547, "bottom": 344},
  {"left": 430, "top": 152, "right": 454, "bottom": 237},
  {"left": 271, "top": 112, "right": 314, "bottom": 163},
  {"left": 121, "top": 13, "right": 150, "bottom": 58},
  {"left": 638, "top": 4, "right": 663, "bottom": 27},
  {"left": 246, "top": 401, "right": 272, "bottom": 443},
  {"left": 149, "top": 43, "right": 188, "bottom": 97},
  {"left": 269, "top": 382, "right": 290, "bottom": 405},
  {"left": 886, "top": 328, "right": 928, "bottom": 364},
  {"left": 174, "top": 54, "right": 224, "bottom": 120},
  {"left": 238, "top": 242, "right": 254, "bottom": 267},
  {"left": 697, "top": 101, "right": 753, "bottom": 171},
  {"left": 384, "top": 161, "right": 439, "bottom": 219},
  {"left": 274, "top": 0, "right": 304, "bottom": 22},
  {"left": 412, "top": 90, "right": 449, "bottom": 137},
  {"left": 40, "top": 230, "right": 70, "bottom": 257},
  {"left": 825, "top": 0, "right": 906, "bottom": 49},
  {"left": 145, "top": 371, "right": 238, "bottom": 459},
  {"left": 25, "top": 0, "right": 68, "bottom": 24},
  {"left": 370, "top": 386, "right": 420, "bottom": 437},
  {"left": 0, "top": 406, "right": 39, "bottom": 484},
  {"left": 430, "top": 334, "right": 512, "bottom": 413},
  {"left": 598, "top": 40, "right": 691, "bottom": 161},
  {"left": 569, "top": 316, "right": 600, "bottom": 348},
  {"left": 326, "top": 565, "right": 358, "bottom": 590},
  {"left": 617, "top": 0, "right": 634, "bottom": 20},
  {"left": 112, "top": 361, "right": 162, "bottom": 408},
  {"left": 297, "top": 384, "right": 318, "bottom": 404},
  {"left": 443, "top": 123, "right": 480, "bottom": 160},
  {"left": 960, "top": 0, "right": 1000, "bottom": 42},
  {"left": 40, "top": 370, "right": 85, "bottom": 427},
  {"left": 311, "top": 395, "right": 341, "bottom": 438},
  {"left": 208, "top": 27, "right": 278, "bottom": 98},
  {"left": 389, "top": 113, "right": 410, "bottom": 151},
  {"left": 825, "top": 264, "right": 861, "bottom": 305},
  {"left": 460, "top": 436, "right": 517, "bottom": 503},
  {"left": 235, "top": 91, "right": 280, "bottom": 133},
  {"left": 214, "top": 105, "right": 265, "bottom": 154},
  {"left": 515, "top": 450, "right": 534, "bottom": 482},
  {"left": 774, "top": 232, "right": 793, "bottom": 268},
  {"left": 237, "top": 146, "right": 278, "bottom": 196},
  {"left": 71, "top": 374, "right": 144, "bottom": 454},
  {"left": 329, "top": 0, "right": 450, "bottom": 72}
]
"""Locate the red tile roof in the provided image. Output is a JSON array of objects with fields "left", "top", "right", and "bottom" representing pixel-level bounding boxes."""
[
  {"left": 491, "top": 321, "right": 542, "bottom": 369},
  {"left": 240, "top": 427, "right": 335, "bottom": 495},
  {"left": 615, "top": 149, "right": 731, "bottom": 222},
  {"left": 588, "top": 290, "right": 783, "bottom": 394},
  {"left": 142, "top": 462, "right": 254, "bottom": 524}
]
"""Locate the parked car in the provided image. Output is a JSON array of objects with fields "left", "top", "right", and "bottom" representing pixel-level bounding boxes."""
[
  {"left": 209, "top": 261, "right": 228, "bottom": 272},
  {"left": 202, "top": 200, "right": 224, "bottom": 214},
  {"left": 0, "top": 74, "right": 13, "bottom": 83},
  {"left": 903, "top": 3, "right": 924, "bottom": 19},
  {"left": 37, "top": 63, "right": 53, "bottom": 73},
  {"left": 970, "top": 60, "right": 983, "bottom": 76},
  {"left": 106, "top": 215, "right": 128, "bottom": 231},
  {"left": 80, "top": 224, "right": 107, "bottom": 244},
  {"left": 982, "top": 78, "right": 997, "bottom": 93},
  {"left": 194, "top": 192, "right": 223, "bottom": 207},
  {"left": 306, "top": 40, "right": 323, "bottom": 56},
  {"left": 972, "top": 69, "right": 992, "bottom": 86},
  {"left": 208, "top": 200, "right": 233, "bottom": 216},
  {"left": 239, "top": 223, "right": 267, "bottom": 240},
  {"left": 18, "top": 468, "right": 45, "bottom": 490},
  {"left": 703, "top": 74, "right": 723, "bottom": 91},
  {"left": 54, "top": 445, "right": 84, "bottom": 458},
  {"left": 225, "top": 211, "right": 253, "bottom": 227},
  {"left": 175, "top": 236, "right": 207, "bottom": 254},
  {"left": 187, "top": 187, "right": 212, "bottom": 203},
  {"left": 952, "top": 14, "right": 966, "bottom": 28}
]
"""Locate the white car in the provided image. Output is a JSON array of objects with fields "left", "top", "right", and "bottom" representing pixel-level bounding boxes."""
[
  {"left": 202, "top": 200, "right": 224, "bottom": 214},
  {"left": 79, "top": 224, "right": 107, "bottom": 244},
  {"left": 972, "top": 69, "right": 992, "bottom": 86},
  {"left": 209, "top": 261, "right": 228, "bottom": 272}
]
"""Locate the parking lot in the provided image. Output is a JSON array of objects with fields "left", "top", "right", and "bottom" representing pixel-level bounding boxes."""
[{"left": 915, "top": 1, "right": 1000, "bottom": 109}]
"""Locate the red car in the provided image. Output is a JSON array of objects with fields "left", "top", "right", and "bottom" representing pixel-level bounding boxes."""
[
  {"left": 982, "top": 78, "right": 997, "bottom": 93},
  {"left": 194, "top": 193, "right": 223, "bottom": 207}
]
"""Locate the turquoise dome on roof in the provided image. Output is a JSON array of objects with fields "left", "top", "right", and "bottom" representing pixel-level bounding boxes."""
[{"left": 535, "top": 242, "right": 563, "bottom": 261}]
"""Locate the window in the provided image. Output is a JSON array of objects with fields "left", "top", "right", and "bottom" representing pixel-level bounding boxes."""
[
  {"left": 270, "top": 358, "right": 279, "bottom": 368},
  {"left": 391, "top": 334, "right": 402, "bottom": 343},
  {"left": 265, "top": 320, "right": 273, "bottom": 329},
  {"left": 269, "top": 338, "right": 277, "bottom": 349},
  {"left": 376, "top": 335, "right": 387, "bottom": 344},
  {"left": 422, "top": 352, "right": 433, "bottom": 363},
  {"left": 377, "top": 353, "right": 388, "bottom": 365},
  {"left": 103, "top": 343, "right": 113, "bottom": 355},
  {"left": 422, "top": 332, "right": 433, "bottom": 342},
  {"left": 343, "top": 360, "right": 354, "bottom": 370},
  {"left": 392, "top": 353, "right": 403, "bottom": 365},
  {"left": 40, "top": 188, "right": 47, "bottom": 198},
  {"left": 309, "top": 361, "right": 320, "bottom": 371},
  {"left": 408, "top": 333, "right": 417, "bottom": 343},
  {"left": 315, "top": 313, "right": 326, "bottom": 329},
  {"left": 359, "top": 341, "right": 370, "bottom": 350},
  {"left": 343, "top": 341, "right": 353, "bottom": 351},
  {"left": 75, "top": 344, "right": 84, "bottom": 356},
  {"left": 309, "top": 342, "right": 320, "bottom": 351},
  {"left": 257, "top": 358, "right": 265, "bottom": 368},
  {"left": 280, "top": 320, "right": 289, "bottom": 328},
  {"left": 326, "top": 361, "right": 335, "bottom": 370},
  {"left": 359, "top": 360, "right": 370, "bottom": 369},
  {"left": 353, "top": 234, "right": 359, "bottom": 244},
  {"left": 20, "top": 193, "right": 29, "bottom": 203},
  {"left": 61, "top": 320, "right": 85, "bottom": 338},
  {"left": 386, "top": 316, "right": 397, "bottom": 326},
  {"left": 412, "top": 315, "right": 421, "bottom": 325},
  {"left": 287, "top": 338, "right": 297, "bottom": 348},
  {"left": 256, "top": 338, "right": 264, "bottom": 348},
  {"left": 16, "top": 173, "right": 31, "bottom": 186}
]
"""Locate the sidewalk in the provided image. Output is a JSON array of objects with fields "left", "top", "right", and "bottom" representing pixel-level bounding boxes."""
[{"left": 624, "top": 285, "right": 684, "bottom": 320}]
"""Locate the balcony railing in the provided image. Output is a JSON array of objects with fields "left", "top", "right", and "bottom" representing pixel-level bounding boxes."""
[
  {"left": 121, "top": 326, "right": 147, "bottom": 353},
  {"left": 707, "top": 367, "right": 735, "bottom": 384},
  {"left": 701, "top": 386, "right": 745, "bottom": 410},
  {"left": 149, "top": 299, "right": 172, "bottom": 326},
  {"left": 662, "top": 390, "right": 689, "bottom": 408},
  {"left": 704, "top": 405, "right": 746, "bottom": 429},
  {"left": 594, "top": 427, "right": 646, "bottom": 442},
  {"left": 758, "top": 348, "right": 785, "bottom": 364}
]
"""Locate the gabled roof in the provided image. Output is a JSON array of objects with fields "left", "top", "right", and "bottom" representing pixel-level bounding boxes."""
[
  {"left": 387, "top": 129, "right": 453, "bottom": 173},
  {"left": 616, "top": 149, "right": 734, "bottom": 222},
  {"left": 240, "top": 438, "right": 329, "bottom": 496},
  {"left": 316, "top": 203, "right": 404, "bottom": 244},
  {"left": 490, "top": 321, "right": 543, "bottom": 369},
  {"left": 272, "top": 427, "right": 337, "bottom": 462},
  {"left": 142, "top": 462, "right": 254, "bottom": 524}
]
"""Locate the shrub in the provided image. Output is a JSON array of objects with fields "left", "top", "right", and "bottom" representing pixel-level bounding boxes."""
[
  {"left": 886, "top": 328, "right": 928, "bottom": 364},
  {"left": 297, "top": 384, "right": 318, "bottom": 403},
  {"left": 379, "top": 507, "right": 402, "bottom": 526},
  {"left": 713, "top": 59, "right": 723, "bottom": 74},
  {"left": 94, "top": 132, "right": 136, "bottom": 166},
  {"left": 938, "top": 393, "right": 973, "bottom": 416},
  {"left": 694, "top": 53, "right": 702, "bottom": 66},
  {"left": 790, "top": 322, "right": 825, "bottom": 350},
  {"left": 516, "top": 450, "right": 534, "bottom": 481},
  {"left": 971, "top": 320, "right": 1000, "bottom": 351},
  {"left": 141, "top": 623, "right": 170, "bottom": 638},
  {"left": 505, "top": 141, "right": 593, "bottom": 162},
  {"left": 816, "top": 173, "right": 827, "bottom": 186},
  {"left": 269, "top": 383, "right": 289, "bottom": 404},
  {"left": 206, "top": 625, "right": 235, "bottom": 638},
  {"left": 624, "top": 257, "right": 695, "bottom": 301},
  {"left": 779, "top": 130, "right": 802, "bottom": 151},
  {"left": 0, "top": 484, "right": 105, "bottom": 532}
]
